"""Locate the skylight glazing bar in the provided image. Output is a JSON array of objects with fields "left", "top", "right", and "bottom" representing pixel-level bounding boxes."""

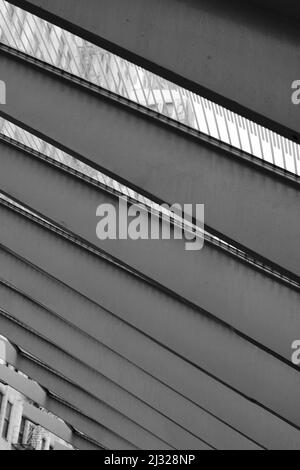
[{"left": 0, "top": 0, "right": 298, "bottom": 176}]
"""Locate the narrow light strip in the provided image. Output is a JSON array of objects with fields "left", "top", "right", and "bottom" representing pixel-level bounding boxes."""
[{"left": 0, "top": 0, "right": 299, "bottom": 176}]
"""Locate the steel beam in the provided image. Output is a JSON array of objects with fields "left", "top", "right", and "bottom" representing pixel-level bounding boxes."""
[
  {"left": 1, "top": 249, "right": 299, "bottom": 450},
  {"left": 6, "top": 0, "right": 300, "bottom": 141},
  {"left": 0, "top": 51, "right": 299, "bottom": 278},
  {"left": 0, "top": 140, "right": 299, "bottom": 366},
  {"left": 0, "top": 203, "right": 300, "bottom": 432}
]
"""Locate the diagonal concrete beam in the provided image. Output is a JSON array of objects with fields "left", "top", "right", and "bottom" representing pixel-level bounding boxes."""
[
  {"left": 1, "top": 247, "right": 299, "bottom": 450},
  {"left": 0, "top": 139, "right": 298, "bottom": 367},
  {"left": 0, "top": 312, "right": 174, "bottom": 450},
  {"left": 0, "top": 203, "right": 300, "bottom": 432},
  {"left": 0, "top": 49, "right": 299, "bottom": 278},
  {"left": 0, "top": 282, "right": 213, "bottom": 450},
  {"left": 6, "top": 0, "right": 300, "bottom": 141}
]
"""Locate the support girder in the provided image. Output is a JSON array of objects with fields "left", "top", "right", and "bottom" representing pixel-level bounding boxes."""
[
  {"left": 0, "top": 140, "right": 299, "bottom": 366},
  {"left": 0, "top": 50, "right": 298, "bottom": 277},
  {"left": 1, "top": 248, "right": 299, "bottom": 450},
  {"left": 0, "top": 203, "right": 300, "bottom": 431},
  {"left": 0, "top": 269, "right": 261, "bottom": 451},
  {"left": 6, "top": 0, "right": 300, "bottom": 141}
]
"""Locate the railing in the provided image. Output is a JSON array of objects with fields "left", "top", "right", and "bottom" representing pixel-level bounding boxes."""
[{"left": 0, "top": 0, "right": 299, "bottom": 176}]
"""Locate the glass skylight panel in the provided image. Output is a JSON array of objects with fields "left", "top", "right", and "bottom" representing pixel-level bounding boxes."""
[{"left": 0, "top": 0, "right": 298, "bottom": 176}]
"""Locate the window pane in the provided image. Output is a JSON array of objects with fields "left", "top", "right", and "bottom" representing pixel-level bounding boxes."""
[
  {"left": 5, "top": 401, "right": 12, "bottom": 420},
  {"left": 18, "top": 416, "right": 26, "bottom": 444},
  {"left": 2, "top": 401, "right": 12, "bottom": 439},
  {"left": 41, "top": 438, "right": 47, "bottom": 450}
]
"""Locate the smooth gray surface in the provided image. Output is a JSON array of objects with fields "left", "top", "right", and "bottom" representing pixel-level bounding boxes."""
[
  {"left": 0, "top": 204, "right": 300, "bottom": 431},
  {"left": 249, "top": 0, "right": 300, "bottom": 18},
  {"left": 7, "top": 0, "right": 300, "bottom": 140},
  {"left": 0, "top": 51, "right": 299, "bottom": 277},
  {"left": 2, "top": 0, "right": 299, "bottom": 452},
  {"left": 0, "top": 140, "right": 299, "bottom": 365},
  {"left": 0, "top": 259, "right": 262, "bottom": 450},
  {"left": 1, "top": 248, "right": 300, "bottom": 450}
]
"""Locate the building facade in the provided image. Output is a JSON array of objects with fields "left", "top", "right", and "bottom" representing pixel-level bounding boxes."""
[
  {"left": 0, "top": 380, "right": 73, "bottom": 450},
  {"left": 0, "top": 336, "right": 72, "bottom": 451}
]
